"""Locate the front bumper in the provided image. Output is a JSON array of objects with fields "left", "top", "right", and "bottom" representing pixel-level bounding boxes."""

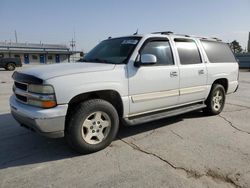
[{"left": 9, "top": 95, "right": 68, "bottom": 138}]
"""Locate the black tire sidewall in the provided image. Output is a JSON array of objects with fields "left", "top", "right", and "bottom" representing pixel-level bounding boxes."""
[{"left": 66, "top": 99, "right": 119, "bottom": 153}]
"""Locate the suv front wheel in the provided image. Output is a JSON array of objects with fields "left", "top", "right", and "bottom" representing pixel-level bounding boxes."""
[
  {"left": 66, "top": 99, "right": 119, "bottom": 154},
  {"left": 203, "top": 84, "right": 226, "bottom": 115}
]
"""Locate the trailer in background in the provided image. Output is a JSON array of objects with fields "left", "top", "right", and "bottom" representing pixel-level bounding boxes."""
[{"left": 235, "top": 53, "right": 250, "bottom": 69}]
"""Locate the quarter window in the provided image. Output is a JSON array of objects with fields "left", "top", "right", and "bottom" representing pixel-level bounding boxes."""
[
  {"left": 174, "top": 39, "right": 202, "bottom": 65},
  {"left": 201, "top": 40, "right": 236, "bottom": 63},
  {"left": 140, "top": 40, "right": 174, "bottom": 65}
]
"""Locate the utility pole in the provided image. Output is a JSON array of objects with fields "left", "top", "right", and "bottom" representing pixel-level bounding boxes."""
[
  {"left": 70, "top": 37, "right": 76, "bottom": 62},
  {"left": 14, "top": 30, "right": 18, "bottom": 43},
  {"left": 247, "top": 32, "right": 250, "bottom": 53}
]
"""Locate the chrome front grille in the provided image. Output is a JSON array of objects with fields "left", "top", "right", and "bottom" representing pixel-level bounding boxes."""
[
  {"left": 14, "top": 81, "right": 28, "bottom": 91},
  {"left": 13, "top": 81, "right": 28, "bottom": 103},
  {"left": 16, "top": 94, "right": 28, "bottom": 102}
]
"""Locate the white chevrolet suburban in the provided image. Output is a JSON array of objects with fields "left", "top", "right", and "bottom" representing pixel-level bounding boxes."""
[{"left": 10, "top": 32, "right": 239, "bottom": 153}]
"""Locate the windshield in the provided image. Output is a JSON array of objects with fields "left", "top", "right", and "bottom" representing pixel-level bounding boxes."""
[{"left": 82, "top": 37, "right": 141, "bottom": 64}]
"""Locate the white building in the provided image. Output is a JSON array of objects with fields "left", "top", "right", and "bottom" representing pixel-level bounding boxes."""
[{"left": 0, "top": 42, "right": 82, "bottom": 64}]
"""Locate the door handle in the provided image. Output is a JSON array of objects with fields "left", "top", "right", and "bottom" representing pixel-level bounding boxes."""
[
  {"left": 198, "top": 70, "right": 204, "bottom": 75},
  {"left": 170, "top": 71, "right": 178, "bottom": 77}
]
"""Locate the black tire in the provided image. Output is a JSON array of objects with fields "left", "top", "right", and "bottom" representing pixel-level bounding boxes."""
[
  {"left": 66, "top": 99, "right": 119, "bottom": 154},
  {"left": 5, "top": 63, "right": 16, "bottom": 71},
  {"left": 203, "top": 84, "right": 226, "bottom": 115}
]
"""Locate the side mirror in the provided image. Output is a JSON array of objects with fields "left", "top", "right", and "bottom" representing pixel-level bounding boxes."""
[{"left": 141, "top": 54, "right": 157, "bottom": 65}]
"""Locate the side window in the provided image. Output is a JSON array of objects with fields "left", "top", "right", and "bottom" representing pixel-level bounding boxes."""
[
  {"left": 140, "top": 40, "right": 174, "bottom": 65},
  {"left": 174, "top": 39, "right": 202, "bottom": 65},
  {"left": 201, "top": 40, "right": 236, "bottom": 63}
]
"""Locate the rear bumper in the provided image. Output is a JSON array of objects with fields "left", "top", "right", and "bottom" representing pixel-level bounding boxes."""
[
  {"left": 227, "top": 81, "right": 239, "bottom": 94},
  {"left": 9, "top": 95, "right": 68, "bottom": 138}
]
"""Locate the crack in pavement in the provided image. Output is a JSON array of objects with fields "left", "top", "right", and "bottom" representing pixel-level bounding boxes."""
[
  {"left": 218, "top": 114, "right": 250, "bottom": 135},
  {"left": 224, "top": 108, "right": 249, "bottom": 113},
  {"left": 226, "top": 103, "right": 250, "bottom": 110},
  {"left": 130, "top": 129, "right": 156, "bottom": 141},
  {"left": 119, "top": 137, "right": 241, "bottom": 188},
  {"left": 170, "top": 129, "right": 184, "bottom": 139}
]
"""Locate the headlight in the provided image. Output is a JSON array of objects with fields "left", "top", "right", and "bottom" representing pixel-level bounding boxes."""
[
  {"left": 28, "top": 84, "right": 55, "bottom": 94},
  {"left": 27, "top": 84, "right": 57, "bottom": 108},
  {"left": 28, "top": 98, "right": 57, "bottom": 108}
]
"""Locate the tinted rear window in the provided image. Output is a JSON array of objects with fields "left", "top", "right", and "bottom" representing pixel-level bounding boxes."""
[
  {"left": 174, "top": 39, "right": 202, "bottom": 65},
  {"left": 201, "top": 40, "right": 236, "bottom": 63}
]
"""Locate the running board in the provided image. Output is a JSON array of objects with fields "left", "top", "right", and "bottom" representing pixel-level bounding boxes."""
[{"left": 123, "top": 103, "right": 206, "bottom": 126}]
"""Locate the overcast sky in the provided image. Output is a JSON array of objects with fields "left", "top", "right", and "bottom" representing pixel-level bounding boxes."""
[{"left": 0, "top": 0, "right": 249, "bottom": 52}]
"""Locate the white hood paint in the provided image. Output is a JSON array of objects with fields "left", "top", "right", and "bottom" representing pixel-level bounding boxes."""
[{"left": 19, "top": 62, "right": 116, "bottom": 80}]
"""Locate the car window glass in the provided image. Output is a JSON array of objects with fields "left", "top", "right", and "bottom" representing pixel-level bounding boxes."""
[
  {"left": 201, "top": 40, "right": 236, "bottom": 63},
  {"left": 174, "top": 39, "right": 202, "bottom": 65},
  {"left": 140, "top": 41, "right": 174, "bottom": 65}
]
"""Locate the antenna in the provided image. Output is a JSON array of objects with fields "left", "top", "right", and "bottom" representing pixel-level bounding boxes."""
[{"left": 133, "top": 28, "right": 138, "bottom": 35}]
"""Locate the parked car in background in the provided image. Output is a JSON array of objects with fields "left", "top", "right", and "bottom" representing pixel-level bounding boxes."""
[
  {"left": 10, "top": 32, "right": 239, "bottom": 154},
  {"left": 0, "top": 55, "right": 22, "bottom": 71}
]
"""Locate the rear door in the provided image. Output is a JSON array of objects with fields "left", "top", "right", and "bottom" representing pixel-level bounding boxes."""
[{"left": 173, "top": 38, "right": 207, "bottom": 104}]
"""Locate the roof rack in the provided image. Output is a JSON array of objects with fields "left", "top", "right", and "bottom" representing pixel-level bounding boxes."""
[
  {"left": 151, "top": 31, "right": 222, "bottom": 42},
  {"left": 175, "top": 34, "right": 222, "bottom": 41},
  {"left": 211, "top": 37, "right": 222, "bottom": 42},
  {"left": 175, "top": 34, "right": 190, "bottom": 37},
  {"left": 151, "top": 31, "right": 174, "bottom": 35}
]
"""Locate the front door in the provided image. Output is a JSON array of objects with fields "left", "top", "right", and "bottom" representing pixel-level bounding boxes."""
[
  {"left": 128, "top": 38, "right": 180, "bottom": 116},
  {"left": 173, "top": 38, "right": 207, "bottom": 104},
  {"left": 24, "top": 54, "right": 29, "bottom": 64}
]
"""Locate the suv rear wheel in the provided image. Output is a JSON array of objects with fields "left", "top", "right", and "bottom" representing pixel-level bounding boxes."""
[
  {"left": 66, "top": 99, "right": 119, "bottom": 154},
  {"left": 203, "top": 84, "right": 226, "bottom": 115},
  {"left": 5, "top": 63, "right": 16, "bottom": 71}
]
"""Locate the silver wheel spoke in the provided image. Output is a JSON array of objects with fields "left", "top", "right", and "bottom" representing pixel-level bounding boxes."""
[
  {"left": 94, "top": 112, "right": 102, "bottom": 121},
  {"left": 101, "top": 120, "right": 110, "bottom": 128},
  {"left": 85, "top": 132, "right": 93, "bottom": 142},
  {"left": 216, "top": 91, "right": 220, "bottom": 97},
  {"left": 83, "top": 120, "right": 92, "bottom": 128},
  {"left": 97, "top": 132, "right": 104, "bottom": 141}
]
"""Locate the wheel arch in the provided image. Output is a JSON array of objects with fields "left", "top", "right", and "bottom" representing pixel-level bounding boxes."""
[
  {"left": 6, "top": 62, "right": 17, "bottom": 65},
  {"left": 65, "top": 90, "right": 124, "bottom": 126},
  {"left": 212, "top": 78, "right": 228, "bottom": 93}
]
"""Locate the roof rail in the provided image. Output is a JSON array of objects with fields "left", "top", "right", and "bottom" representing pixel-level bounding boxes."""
[
  {"left": 152, "top": 31, "right": 174, "bottom": 35},
  {"left": 150, "top": 32, "right": 222, "bottom": 42},
  {"left": 175, "top": 34, "right": 190, "bottom": 37},
  {"left": 211, "top": 37, "right": 222, "bottom": 42}
]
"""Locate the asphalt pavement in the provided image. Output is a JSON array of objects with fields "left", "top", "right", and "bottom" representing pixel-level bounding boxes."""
[{"left": 1, "top": 66, "right": 250, "bottom": 188}]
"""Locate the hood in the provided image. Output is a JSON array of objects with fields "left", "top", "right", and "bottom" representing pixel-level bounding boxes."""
[{"left": 19, "top": 62, "right": 116, "bottom": 80}]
